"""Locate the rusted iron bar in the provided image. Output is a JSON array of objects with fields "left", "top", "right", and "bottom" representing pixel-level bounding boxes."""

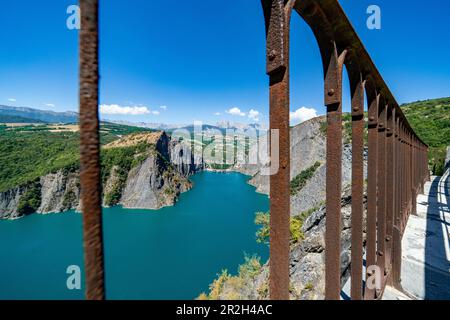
[
  {"left": 324, "top": 44, "right": 346, "bottom": 300},
  {"left": 79, "top": 0, "right": 105, "bottom": 300},
  {"left": 365, "top": 88, "right": 379, "bottom": 300},
  {"left": 385, "top": 107, "right": 395, "bottom": 273},
  {"left": 262, "top": 0, "right": 294, "bottom": 300},
  {"left": 391, "top": 116, "right": 402, "bottom": 289},
  {"left": 376, "top": 103, "right": 387, "bottom": 283},
  {"left": 350, "top": 75, "right": 365, "bottom": 300}
]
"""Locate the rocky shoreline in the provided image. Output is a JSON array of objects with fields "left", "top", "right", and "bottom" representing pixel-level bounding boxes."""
[{"left": 0, "top": 132, "right": 202, "bottom": 220}]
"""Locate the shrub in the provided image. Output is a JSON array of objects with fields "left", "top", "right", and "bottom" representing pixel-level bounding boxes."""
[
  {"left": 290, "top": 162, "right": 321, "bottom": 195},
  {"left": 17, "top": 181, "right": 42, "bottom": 215}
]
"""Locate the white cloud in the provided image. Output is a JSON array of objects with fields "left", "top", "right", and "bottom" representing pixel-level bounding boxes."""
[
  {"left": 100, "top": 104, "right": 151, "bottom": 115},
  {"left": 45, "top": 103, "right": 55, "bottom": 108},
  {"left": 214, "top": 112, "right": 221, "bottom": 116},
  {"left": 248, "top": 109, "right": 260, "bottom": 122},
  {"left": 290, "top": 107, "right": 318, "bottom": 124},
  {"left": 226, "top": 107, "right": 246, "bottom": 117},
  {"left": 152, "top": 110, "right": 160, "bottom": 115},
  {"left": 8, "top": 98, "right": 16, "bottom": 102},
  {"left": 160, "top": 105, "right": 167, "bottom": 110}
]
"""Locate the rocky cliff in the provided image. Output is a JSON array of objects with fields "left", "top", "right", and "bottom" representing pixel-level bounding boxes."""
[
  {"left": 242, "top": 116, "right": 362, "bottom": 215},
  {"left": 0, "top": 132, "right": 200, "bottom": 219}
]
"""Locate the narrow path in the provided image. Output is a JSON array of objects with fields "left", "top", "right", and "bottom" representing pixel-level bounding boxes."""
[{"left": 392, "top": 169, "right": 450, "bottom": 299}]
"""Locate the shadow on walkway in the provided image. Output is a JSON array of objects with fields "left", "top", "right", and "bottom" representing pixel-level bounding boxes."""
[{"left": 424, "top": 171, "right": 450, "bottom": 299}]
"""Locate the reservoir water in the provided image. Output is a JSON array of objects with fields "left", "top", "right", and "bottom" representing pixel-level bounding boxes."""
[{"left": 0, "top": 172, "right": 269, "bottom": 299}]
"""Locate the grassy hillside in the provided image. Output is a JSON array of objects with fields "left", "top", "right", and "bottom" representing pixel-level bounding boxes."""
[
  {"left": 0, "top": 123, "right": 154, "bottom": 192},
  {"left": 401, "top": 97, "right": 450, "bottom": 175}
]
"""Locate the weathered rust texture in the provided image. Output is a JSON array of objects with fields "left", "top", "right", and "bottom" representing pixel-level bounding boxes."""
[
  {"left": 324, "top": 43, "right": 346, "bottom": 300},
  {"left": 350, "top": 75, "right": 365, "bottom": 300},
  {"left": 262, "top": 0, "right": 294, "bottom": 300},
  {"left": 376, "top": 103, "right": 387, "bottom": 284},
  {"left": 391, "top": 116, "right": 402, "bottom": 289},
  {"left": 385, "top": 107, "right": 395, "bottom": 273},
  {"left": 365, "top": 87, "right": 379, "bottom": 300},
  {"left": 79, "top": 0, "right": 105, "bottom": 300}
]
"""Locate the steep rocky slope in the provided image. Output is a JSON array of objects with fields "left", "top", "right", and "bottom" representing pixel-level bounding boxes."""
[{"left": 243, "top": 116, "right": 358, "bottom": 215}]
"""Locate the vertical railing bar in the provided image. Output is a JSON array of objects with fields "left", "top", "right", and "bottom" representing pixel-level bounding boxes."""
[
  {"left": 376, "top": 102, "right": 387, "bottom": 291},
  {"left": 262, "top": 0, "right": 293, "bottom": 300},
  {"left": 79, "top": 0, "right": 105, "bottom": 300},
  {"left": 385, "top": 107, "right": 395, "bottom": 274},
  {"left": 350, "top": 76, "right": 365, "bottom": 300},
  {"left": 391, "top": 116, "right": 402, "bottom": 289},
  {"left": 324, "top": 44, "right": 346, "bottom": 300},
  {"left": 364, "top": 90, "right": 379, "bottom": 300}
]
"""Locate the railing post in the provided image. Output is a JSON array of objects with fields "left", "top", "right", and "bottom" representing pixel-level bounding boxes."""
[
  {"left": 79, "top": 0, "right": 105, "bottom": 300},
  {"left": 391, "top": 114, "right": 402, "bottom": 289},
  {"left": 262, "top": 0, "right": 293, "bottom": 300},
  {"left": 376, "top": 102, "right": 387, "bottom": 291},
  {"left": 324, "top": 43, "right": 347, "bottom": 300},
  {"left": 365, "top": 87, "right": 379, "bottom": 300},
  {"left": 350, "top": 74, "right": 365, "bottom": 300},
  {"left": 385, "top": 107, "right": 395, "bottom": 275}
]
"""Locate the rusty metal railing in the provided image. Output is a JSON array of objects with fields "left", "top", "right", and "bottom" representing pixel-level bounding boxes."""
[
  {"left": 262, "top": 0, "right": 429, "bottom": 300},
  {"left": 79, "top": 0, "right": 105, "bottom": 300},
  {"left": 78, "top": 0, "right": 429, "bottom": 300}
]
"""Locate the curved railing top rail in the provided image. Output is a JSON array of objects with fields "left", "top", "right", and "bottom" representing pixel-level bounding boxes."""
[{"left": 279, "top": 0, "right": 427, "bottom": 147}]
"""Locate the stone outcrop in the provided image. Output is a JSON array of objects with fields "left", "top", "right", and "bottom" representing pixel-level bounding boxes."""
[
  {"left": 37, "top": 170, "right": 80, "bottom": 214},
  {"left": 120, "top": 151, "right": 192, "bottom": 210},
  {"left": 0, "top": 187, "right": 26, "bottom": 219}
]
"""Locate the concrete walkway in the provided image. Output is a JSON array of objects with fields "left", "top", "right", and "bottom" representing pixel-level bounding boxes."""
[
  {"left": 390, "top": 169, "right": 450, "bottom": 300},
  {"left": 342, "top": 169, "right": 450, "bottom": 300}
]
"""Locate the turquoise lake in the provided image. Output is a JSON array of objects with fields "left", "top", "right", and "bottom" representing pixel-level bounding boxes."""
[{"left": 0, "top": 172, "right": 269, "bottom": 300}]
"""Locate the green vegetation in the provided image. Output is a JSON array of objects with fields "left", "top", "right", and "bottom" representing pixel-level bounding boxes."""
[
  {"left": 290, "top": 162, "right": 321, "bottom": 196},
  {"left": 255, "top": 207, "right": 319, "bottom": 245},
  {"left": 197, "top": 255, "right": 263, "bottom": 300},
  {"left": 0, "top": 130, "right": 80, "bottom": 192},
  {"left": 62, "top": 189, "right": 77, "bottom": 209},
  {"left": 17, "top": 180, "right": 42, "bottom": 215},
  {"left": 401, "top": 97, "right": 450, "bottom": 175},
  {"left": 205, "top": 163, "right": 233, "bottom": 170},
  {"left": 254, "top": 212, "right": 270, "bottom": 244},
  {"left": 318, "top": 97, "right": 450, "bottom": 175},
  {"left": 0, "top": 123, "right": 154, "bottom": 193}
]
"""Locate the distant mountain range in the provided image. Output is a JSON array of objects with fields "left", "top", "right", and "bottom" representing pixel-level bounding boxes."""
[
  {"left": 0, "top": 105, "right": 78, "bottom": 123},
  {"left": 0, "top": 105, "right": 265, "bottom": 132},
  {"left": 109, "top": 119, "right": 266, "bottom": 133}
]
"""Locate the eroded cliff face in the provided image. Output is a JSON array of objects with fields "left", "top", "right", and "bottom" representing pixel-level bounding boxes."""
[
  {"left": 0, "top": 132, "right": 200, "bottom": 219},
  {"left": 0, "top": 187, "right": 26, "bottom": 219},
  {"left": 243, "top": 116, "right": 363, "bottom": 216},
  {"left": 120, "top": 150, "right": 192, "bottom": 210},
  {"left": 38, "top": 170, "right": 80, "bottom": 214}
]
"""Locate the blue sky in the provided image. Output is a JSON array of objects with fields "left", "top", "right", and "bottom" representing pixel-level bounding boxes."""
[{"left": 0, "top": 0, "right": 449, "bottom": 125}]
